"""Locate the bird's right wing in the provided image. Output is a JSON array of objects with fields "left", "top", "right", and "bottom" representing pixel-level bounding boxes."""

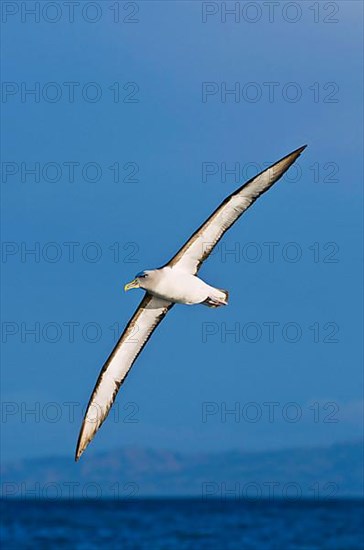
[
  {"left": 75, "top": 293, "right": 173, "bottom": 461},
  {"left": 168, "top": 145, "right": 306, "bottom": 275}
]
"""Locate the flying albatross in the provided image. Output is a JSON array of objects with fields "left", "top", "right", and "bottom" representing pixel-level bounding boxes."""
[{"left": 75, "top": 145, "right": 307, "bottom": 460}]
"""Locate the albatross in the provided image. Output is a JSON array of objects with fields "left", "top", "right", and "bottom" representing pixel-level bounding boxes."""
[{"left": 75, "top": 145, "right": 307, "bottom": 460}]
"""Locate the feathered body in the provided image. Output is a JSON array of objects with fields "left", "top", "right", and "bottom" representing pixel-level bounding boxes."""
[{"left": 138, "top": 267, "right": 228, "bottom": 307}]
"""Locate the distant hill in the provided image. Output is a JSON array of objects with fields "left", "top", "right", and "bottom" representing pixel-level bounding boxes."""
[{"left": 1, "top": 441, "right": 362, "bottom": 499}]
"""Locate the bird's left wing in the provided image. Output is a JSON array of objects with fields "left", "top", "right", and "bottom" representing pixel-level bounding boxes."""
[
  {"left": 75, "top": 293, "right": 173, "bottom": 461},
  {"left": 168, "top": 145, "right": 306, "bottom": 275}
]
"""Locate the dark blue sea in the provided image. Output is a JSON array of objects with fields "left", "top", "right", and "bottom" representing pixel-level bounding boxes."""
[{"left": 1, "top": 499, "right": 363, "bottom": 549}]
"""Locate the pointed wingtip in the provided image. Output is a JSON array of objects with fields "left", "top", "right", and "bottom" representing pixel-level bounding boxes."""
[
  {"left": 282, "top": 144, "right": 307, "bottom": 165},
  {"left": 75, "top": 442, "right": 87, "bottom": 462},
  {"left": 277, "top": 145, "right": 307, "bottom": 168},
  {"left": 74, "top": 427, "right": 88, "bottom": 462},
  {"left": 74, "top": 446, "right": 82, "bottom": 462}
]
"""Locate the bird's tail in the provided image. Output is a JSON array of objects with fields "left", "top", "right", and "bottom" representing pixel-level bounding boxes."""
[{"left": 202, "top": 289, "right": 229, "bottom": 308}]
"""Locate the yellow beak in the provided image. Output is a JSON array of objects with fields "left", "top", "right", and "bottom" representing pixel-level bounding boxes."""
[{"left": 124, "top": 279, "right": 140, "bottom": 292}]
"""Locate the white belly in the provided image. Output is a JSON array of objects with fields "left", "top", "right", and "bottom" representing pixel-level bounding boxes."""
[{"left": 149, "top": 267, "right": 214, "bottom": 304}]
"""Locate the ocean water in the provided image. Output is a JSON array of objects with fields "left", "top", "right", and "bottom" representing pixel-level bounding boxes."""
[{"left": 1, "top": 499, "right": 363, "bottom": 549}]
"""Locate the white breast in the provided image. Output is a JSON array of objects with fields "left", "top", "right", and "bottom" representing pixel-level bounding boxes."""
[{"left": 150, "top": 267, "right": 212, "bottom": 304}]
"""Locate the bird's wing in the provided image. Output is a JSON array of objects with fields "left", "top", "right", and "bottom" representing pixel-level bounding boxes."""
[
  {"left": 168, "top": 146, "right": 306, "bottom": 275},
  {"left": 75, "top": 294, "right": 173, "bottom": 460}
]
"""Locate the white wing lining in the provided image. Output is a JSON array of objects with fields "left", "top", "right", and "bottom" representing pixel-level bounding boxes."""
[
  {"left": 168, "top": 146, "right": 307, "bottom": 274},
  {"left": 75, "top": 294, "right": 173, "bottom": 460}
]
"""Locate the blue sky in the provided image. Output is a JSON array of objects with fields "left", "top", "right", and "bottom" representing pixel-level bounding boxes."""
[{"left": 1, "top": 1, "right": 363, "bottom": 461}]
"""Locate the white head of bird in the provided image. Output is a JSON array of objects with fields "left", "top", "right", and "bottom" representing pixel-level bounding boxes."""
[{"left": 124, "top": 270, "right": 155, "bottom": 292}]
